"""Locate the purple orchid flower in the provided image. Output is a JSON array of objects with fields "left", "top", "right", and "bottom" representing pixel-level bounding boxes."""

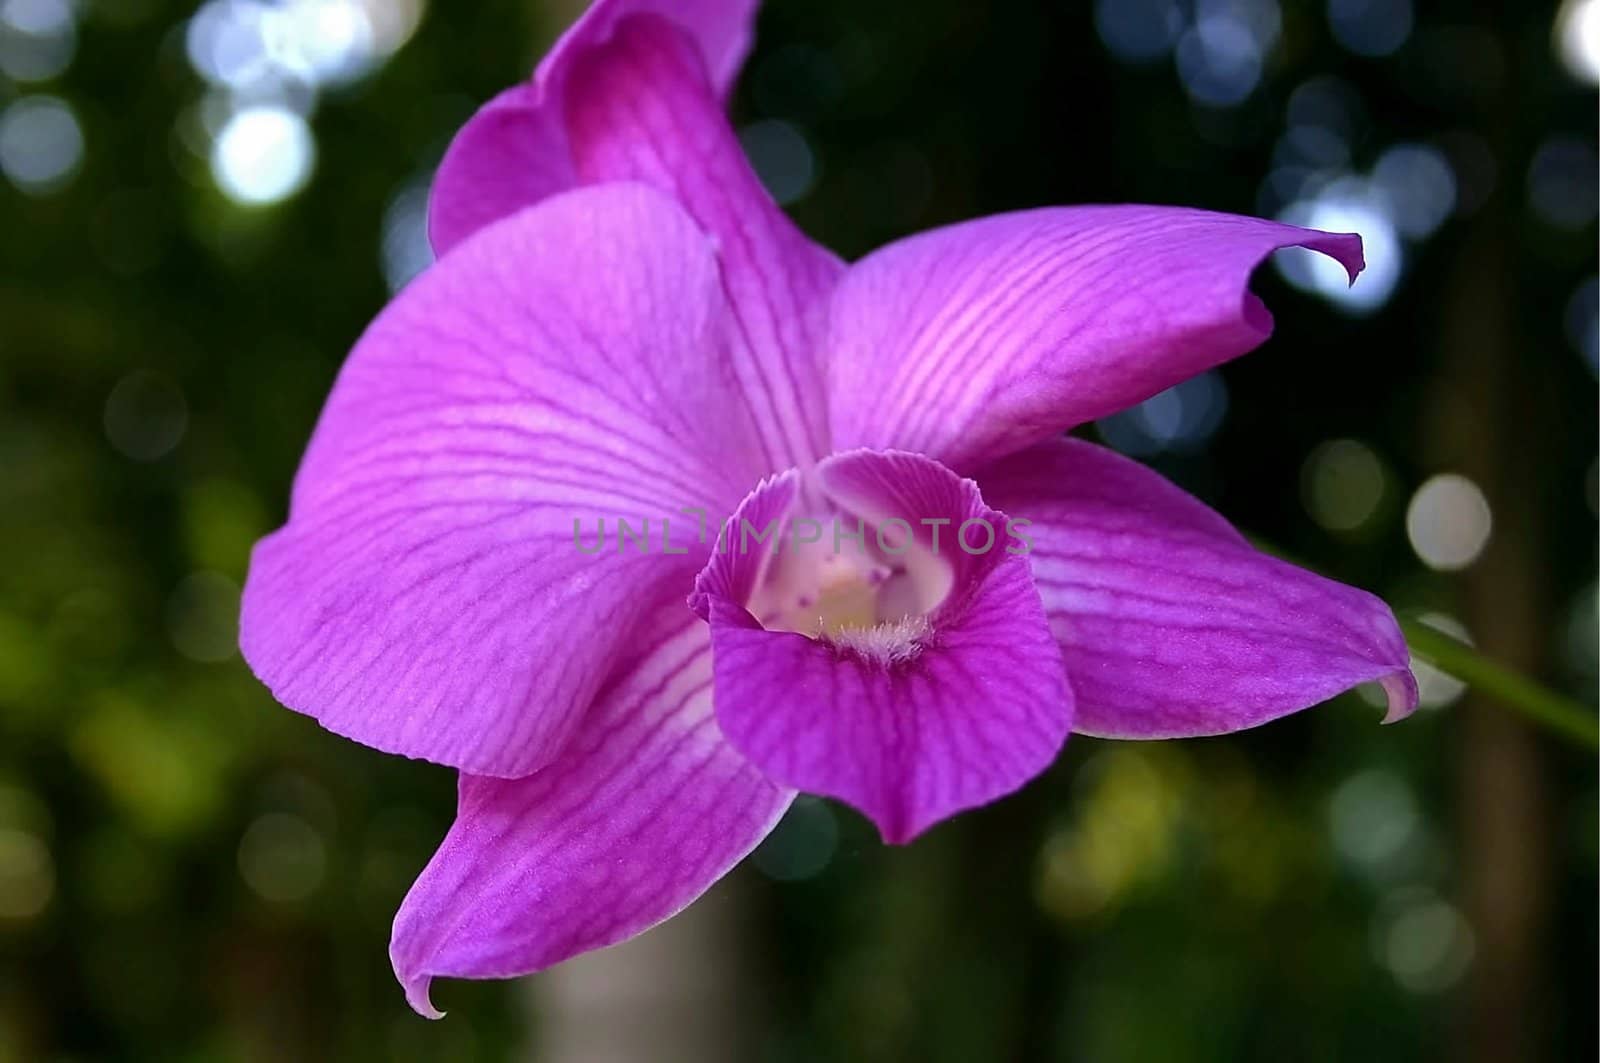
[{"left": 239, "top": 0, "right": 1418, "bottom": 1016}]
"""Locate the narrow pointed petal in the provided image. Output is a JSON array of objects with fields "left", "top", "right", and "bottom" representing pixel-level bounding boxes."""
[
  {"left": 691, "top": 452, "right": 1072, "bottom": 844},
  {"left": 828, "top": 206, "right": 1363, "bottom": 472},
  {"left": 977, "top": 438, "right": 1417, "bottom": 736},
  {"left": 428, "top": 0, "right": 761, "bottom": 254},
  {"left": 241, "top": 183, "right": 765, "bottom": 777},
  {"left": 391, "top": 608, "right": 793, "bottom": 1017},
  {"left": 564, "top": 15, "right": 843, "bottom": 468}
]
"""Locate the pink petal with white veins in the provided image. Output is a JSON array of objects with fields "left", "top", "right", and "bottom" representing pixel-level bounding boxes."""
[
  {"left": 241, "top": 183, "right": 765, "bottom": 777},
  {"left": 976, "top": 438, "right": 1416, "bottom": 737},
  {"left": 564, "top": 15, "right": 843, "bottom": 469},
  {"left": 391, "top": 604, "right": 792, "bottom": 1017},
  {"left": 828, "top": 206, "right": 1363, "bottom": 471},
  {"left": 428, "top": 0, "right": 762, "bottom": 254}
]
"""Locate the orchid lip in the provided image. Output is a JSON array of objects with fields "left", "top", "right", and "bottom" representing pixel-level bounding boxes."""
[
  {"left": 745, "top": 495, "right": 955, "bottom": 663},
  {"left": 691, "top": 449, "right": 1077, "bottom": 848}
]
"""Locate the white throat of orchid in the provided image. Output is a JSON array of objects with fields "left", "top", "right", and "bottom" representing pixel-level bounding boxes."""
[{"left": 744, "top": 510, "right": 954, "bottom": 664}]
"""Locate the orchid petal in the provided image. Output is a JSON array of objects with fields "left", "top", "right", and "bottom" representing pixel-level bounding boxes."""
[
  {"left": 426, "top": 85, "right": 572, "bottom": 258},
  {"left": 240, "top": 183, "right": 764, "bottom": 777},
  {"left": 428, "top": 0, "right": 760, "bottom": 254},
  {"left": 690, "top": 451, "right": 1072, "bottom": 844},
  {"left": 563, "top": 14, "right": 844, "bottom": 469},
  {"left": 977, "top": 438, "right": 1417, "bottom": 736},
  {"left": 827, "top": 206, "right": 1364, "bottom": 472},
  {"left": 391, "top": 606, "right": 792, "bottom": 1017}
]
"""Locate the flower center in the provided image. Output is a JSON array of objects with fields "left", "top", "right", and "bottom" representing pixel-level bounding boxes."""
[{"left": 745, "top": 511, "right": 953, "bottom": 663}]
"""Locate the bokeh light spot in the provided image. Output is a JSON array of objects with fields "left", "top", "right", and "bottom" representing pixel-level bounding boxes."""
[
  {"left": 1097, "top": 371, "right": 1229, "bottom": 457},
  {"left": 1405, "top": 473, "right": 1492, "bottom": 571},
  {"left": 0, "top": 0, "right": 76, "bottom": 81},
  {"left": 1175, "top": 12, "right": 1265, "bottom": 107},
  {"left": 103, "top": 370, "right": 188, "bottom": 461},
  {"left": 1301, "top": 438, "right": 1389, "bottom": 535},
  {"left": 381, "top": 175, "right": 434, "bottom": 293},
  {"left": 211, "top": 104, "right": 315, "bottom": 206},
  {"left": 1037, "top": 749, "right": 1185, "bottom": 922},
  {"left": 166, "top": 572, "right": 242, "bottom": 663},
  {"left": 361, "top": 0, "right": 425, "bottom": 56},
  {"left": 1327, "top": 0, "right": 1413, "bottom": 58},
  {"left": 1094, "top": 0, "right": 1184, "bottom": 63},
  {"left": 268, "top": 0, "right": 375, "bottom": 87},
  {"left": 1556, "top": 0, "right": 1600, "bottom": 84},
  {"left": 1376, "top": 888, "right": 1475, "bottom": 993},
  {"left": 752, "top": 797, "right": 838, "bottom": 882},
  {"left": 238, "top": 812, "right": 327, "bottom": 903},
  {"left": 187, "top": 0, "right": 422, "bottom": 95},
  {"left": 0, "top": 827, "right": 54, "bottom": 920},
  {"left": 1372, "top": 143, "right": 1457, "bottom": 238},
  {"left": 1527, "top": 136, "right": 1599, "bottom": 229},
  {"left": 0, "top": 94, "right": 82, "bottom": 194},
  {"left": 186, "top": 0, "right": 271, "bottom": 89},
  {"left": 1329, "top": 769, "right": 1419, "bottom": 874},
  {"left": 739, "top": 119, "right": 817, "bottom": 206}
]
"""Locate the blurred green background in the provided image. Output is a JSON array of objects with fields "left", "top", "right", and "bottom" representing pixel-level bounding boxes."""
[{"left": 0, "top": 0, "right": 1595, "bottom": 1060}]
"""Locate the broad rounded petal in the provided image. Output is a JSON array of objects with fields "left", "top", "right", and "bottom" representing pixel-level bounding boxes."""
[
  {"left": 391, "top": 607, "right": 793, "bottom": 1017},
  {"left": 564, "top": 15, "right": 844, "bottom": 468},
  {"left": 690, "top": 451, "right": 1072, "bottom": 844},
  {"left": 428, "top": 0, "right": 761, "bottom": 254},
  {"left": 976, "top": 438, "right": 1417, "bottom": 737},
  {"left": 828, "top": 206, "right": 1364, "bottom": 472},
  {"left": 241, "top": 183, "right": 765, "bottom": 778}
]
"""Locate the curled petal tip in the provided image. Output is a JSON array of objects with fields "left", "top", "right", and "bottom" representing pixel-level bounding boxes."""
[
  {"left": 1311, "top": 229, "right": 1365, "bottom": 285},
  {"left": 1379, "top": 670, "right": 1420, "bottom": 725},
  {"left": 406, "top": 979, "right": 444, "bottom": 1024},
  {"left": 399, "top": 968, "right": 445, "bottom": 1020}
]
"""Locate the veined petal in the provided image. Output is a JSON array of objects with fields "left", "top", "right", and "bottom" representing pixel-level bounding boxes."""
[
  {"left": 564, "top": 15, "right": 844, "bottom": 469},
  {"left": 976, "top": 438, "right": 1417, "bottom": 737},
  {"left": 548, "top": 0, "right": 760, "bottom": 97},
  {"left": 391, "top": 606, "right": 793, "bottom": 1018},
  {"left": 428, "top": 0, "right": 761, "bottom": 254},
  {"left": 426, "top": 84, "right": 572, "bottom": 258},
  {"left": 691, "top": 451, "right": 1072, "bottom": 844},
  {"left": 827, "top": 206, "right": 1363, "bottom": 472},
  {"left": 241, "top": 183, "right": 765, "bottom": 778}
]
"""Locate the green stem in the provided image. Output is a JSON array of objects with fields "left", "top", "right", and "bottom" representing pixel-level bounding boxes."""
[{"left": 1400, "top": 618, "right": 1598, "bottom": 750}]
